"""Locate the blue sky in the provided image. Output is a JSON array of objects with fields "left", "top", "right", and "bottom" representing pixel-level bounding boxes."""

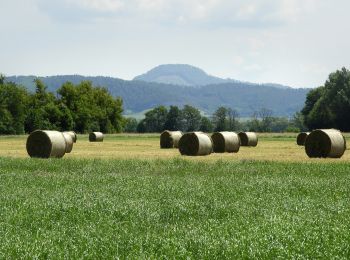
[{"left": 1, "top": 0, "right": 349, "bottom": 87}]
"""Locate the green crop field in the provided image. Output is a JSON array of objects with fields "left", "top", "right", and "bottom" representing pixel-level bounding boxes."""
[{"left": 1, "top": 134, "right": 350, "bottom": 258}]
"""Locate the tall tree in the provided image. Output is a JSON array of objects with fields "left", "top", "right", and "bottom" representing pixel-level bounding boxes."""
[
  {"left": 182, "top": 105, "right": 201, "bottom": 131},
  {"left": 212, "top": 106, "right": 228, "bottom": 131},
  {"left": 58, "top": 81, "right": 124, "bottom": 133},
  {"left": 25, "top": 79, "right": 67, "bottom": 133},
  {"left": 258, "top": 108, "right": 273, "bottom": 132},
  {"left": 199, "top": 116, "right": 213, "bottom": 132},
  {"left": 227, "top": 108, "right": 239, "bottom": 131},
  {"left": 143, "top": 106, "right": 168, "bottom": 132},
  {"left": 0, "top": 80, "right": 29, "bottom": 134},
  {"left": 164, "top": 106, "right": 183, "bottom": 131},
  {"left": 301, "top": 67, "right": 350, "bottom": 131},
  {"left": 124, "top": 117, "right": 138, "bottom": 133},
  {"left": 291, "top": 112, "right": 307, "bottom": 132}
]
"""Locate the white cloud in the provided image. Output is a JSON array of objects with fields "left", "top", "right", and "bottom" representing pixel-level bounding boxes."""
[
  {"left": 1, "top": 0, "right": 350, "bottom": 87},
  {"left": 244, "top": 64, "right": 263, "bottom": 72},
  {"left": 66, "top": 0, "right": 125, "bottom": 12},
  {"left": 36, "top": 0, "right": 319, "bottom": 28}
]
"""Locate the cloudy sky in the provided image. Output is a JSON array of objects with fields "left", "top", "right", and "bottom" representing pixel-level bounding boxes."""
[{"left": 1, "top": 0, "right": 349, "bottom": 87}]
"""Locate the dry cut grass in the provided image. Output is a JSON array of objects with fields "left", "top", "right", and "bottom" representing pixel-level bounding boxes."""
[{"left": 0, "top": 133, "right": 349, "bottom": 162}]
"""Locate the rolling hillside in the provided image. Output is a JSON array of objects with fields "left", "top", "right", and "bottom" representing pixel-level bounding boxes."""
[
  {"left": 6, "top": 65, "right": 309, "bottom": 117},
  {"left": 134, "top": 64, "right": 291, "bottom": 89}
]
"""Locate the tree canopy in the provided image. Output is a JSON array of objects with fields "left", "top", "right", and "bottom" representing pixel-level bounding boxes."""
[
  {"left": 302, "top": 67, "right": 350, "bottom": 131},
  {"left": 0, "top": 77, "right": 124, "bottom": 134}
]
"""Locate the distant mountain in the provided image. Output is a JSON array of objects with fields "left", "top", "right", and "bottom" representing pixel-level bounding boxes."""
[
  {"left": 134, "top": 64, "right": 230, "bottom": 86},
  {"left": 6, "top": 73, "right": 309, "bottom": 117},
  {"left": 133, "top": 64, "right": 291, "bottom": 89}
]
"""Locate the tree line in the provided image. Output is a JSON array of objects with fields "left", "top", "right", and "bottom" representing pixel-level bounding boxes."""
[
  {"left": 0, "top": 75, "right": 305, "bottom": 135},
  {"left": 124, "top": 105, "right": 305, "bottom": 133},
  {"left": 0, "top": 76, "right": 123, "bottom": 134},
  {"left": 2, "top": 67, "right": 349, "bottom": 135},
  {"left": 126, "top": 66, "right": 350, "bottom": 134}
]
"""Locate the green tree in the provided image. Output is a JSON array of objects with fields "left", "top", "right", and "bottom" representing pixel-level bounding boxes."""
[
  {"left": 136, "top": 119, "right": 146, "bottom": 133},
  {"left": 182, "top": 105, "right": 201, "bottom": 131},
  {"left": 227, "top": 108, "right": 239, "bottom": 131},
  {"left": 246, "top": 112, "right": 260, "bottom": 132},
  {"left": 0, "top": 74, "right": 5, "bottom": 85},
  {"left": 212, "top": 107, "right": 228, "bottom": 131},
  {"left": 25, "top": 79, "right": 68, "bottom": 133},
  {"left": 164, "top": 106, "right": 183, "bottom": 131},
  {"left": 301, "top": 87, "right": 325, "bottom": 117},
  {"left": 57, "top": 81, "right": 124, "bottom": 133},
  {"left": 291, "top": 112, "right": 307, "bottom": 132},
  {"left": 301, "top": 68, "right": 350, "bottom": 131},
  {"left": 258, "top": 108, "right": 273, "bottom": 132},
  {"left": 305, "top": 98, "right": 334, "bottom": 130},
  {"left": 0, "top": 80, "right": 29, "bottom": 134},
  {"left": 124, "top": 117, "right": 138, "bottom": 133},
  {"left": 199, "top": 116, "right": 213, "bottom": 132},
  {"left": 323, "top": 68, "right": 350, "bottom": 130},
  {"left": 143, "top": 106, "right": 168, "bottom": 132}
]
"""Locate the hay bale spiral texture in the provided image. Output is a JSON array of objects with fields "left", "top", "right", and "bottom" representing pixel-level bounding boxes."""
[
  {"left": 62, "top": 132, "right": 74, "bottom": 153},
  {"left": 238, "top": 132, "right": 258, "bottom": 147},
  {"left": 64, "top": 131, "right": 77, "bottom": 143},
  {"left": 296, "top": 132, "right": 310, "bottom": 146},
  {"left": 178, "top": 132, "right": 213, "bottom": 156},
  {"left": 305, "top": 129, "right": 346, "bottom": 158},
  {"left": 211, "top": 132, "right": 240, "bottom": 153},
  {"left": 160, "top": 130, "right": 183, "bottom": 148},
  {"left": 26, "top": 130, "right": 67, "bottom": 158},
  {"left": 89, "top": 132, "right": 104, "bottom": 142}
]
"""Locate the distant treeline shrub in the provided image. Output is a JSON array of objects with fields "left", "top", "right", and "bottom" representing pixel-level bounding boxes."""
[{"left": 131, "top": 105, "right": 304, "bottom": 133}]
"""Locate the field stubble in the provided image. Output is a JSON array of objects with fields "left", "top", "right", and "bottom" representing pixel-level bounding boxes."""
[{"left": 1, "top": 133, "right": 350, "bottom": 162}]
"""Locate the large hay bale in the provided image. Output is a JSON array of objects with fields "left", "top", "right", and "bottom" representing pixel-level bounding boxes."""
[
  {"left": 305, "top": 129, "right": 346, "bottom": 158},
  {"left": 160, "top": 130, "right": 183, "bottom": 148},
  {"left": 178, "top": 132, "right": 212, "bottom": 156},
  {"left": 89, "top": 132, "right": 104, "bottom": 142},
  {"left": 238, "top": 132, "right": 258, "bottom": 147},
  {"left": 211, "top": 131, "right": 240, "bottom": 153},
  {"left": 62, "top": 132, "right": 74, "bottom": 153},
  {"left": 64, "top": 131, "right": 77, "bottom": 143},
  {"left": 296, "top": 132, "right": 310, "bottom": 146},
  {"left": 26, "top": 130, "right": 66, "bottom": 158}
]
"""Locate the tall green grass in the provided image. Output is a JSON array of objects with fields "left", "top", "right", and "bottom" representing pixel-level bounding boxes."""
[{"left": 1, "top": 157, "right": 350, "bottom": 258}]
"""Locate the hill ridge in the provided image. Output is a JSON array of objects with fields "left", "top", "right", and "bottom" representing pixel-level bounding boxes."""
[{"left": 6, "top": 74, "right": 309, "bottom": 117}]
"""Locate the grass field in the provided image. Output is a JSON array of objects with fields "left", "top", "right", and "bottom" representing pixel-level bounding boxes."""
[{"left": 1, "top": 134, "right": 350, "bottom": 258}]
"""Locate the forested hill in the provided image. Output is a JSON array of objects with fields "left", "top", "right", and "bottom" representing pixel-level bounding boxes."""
[
  {"left": 134, "top": 64, "right": 228, "bottom": 86},
  {"left": 7, "top": 75, "right": 309, "bottom": 117},
  {"left": 133, "top": 64, "right": 291, "bottom": 89}
]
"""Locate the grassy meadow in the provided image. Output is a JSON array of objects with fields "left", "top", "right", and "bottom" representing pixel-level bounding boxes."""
[{"left": 1, "top": 133, "right": 350, "bottom": 258}]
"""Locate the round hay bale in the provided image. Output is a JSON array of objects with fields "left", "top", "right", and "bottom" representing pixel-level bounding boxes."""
[
  {"left": 296, "top": 132, "right": 310, "bottom": 146},
  {"left": 238, "top": 132, "right": 258, "bottom": 147},
  {"left": 305, "top": 129, "right": 346, "bottom": 158},
  {"left": 160, "top": 130, "right": 183, "bottom": 149},
  {"left": 62, "top": 132, "right": 74, "bottom": 153},
  {"left": 64, "top": 131, "right": 77, "bottom": 143},
  {"left": 89, "top": 132, "right": 104, "bottom": 142},
  {"left": 26, "top": 130, "right": 66, "bottom": 158},
  {"left": 178, "top": 132, "right": 212, "bottom": 156},
  {"left": 211, "top": 131, "right": 240, "bottom": 153}
]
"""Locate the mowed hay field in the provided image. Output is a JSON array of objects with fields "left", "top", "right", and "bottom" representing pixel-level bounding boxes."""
[
  {"left": 1, "top": 133, "right": 350, "bottom": 162},
  {"left": 1, "top": 134, "right": 350, "bottom": 258}
]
